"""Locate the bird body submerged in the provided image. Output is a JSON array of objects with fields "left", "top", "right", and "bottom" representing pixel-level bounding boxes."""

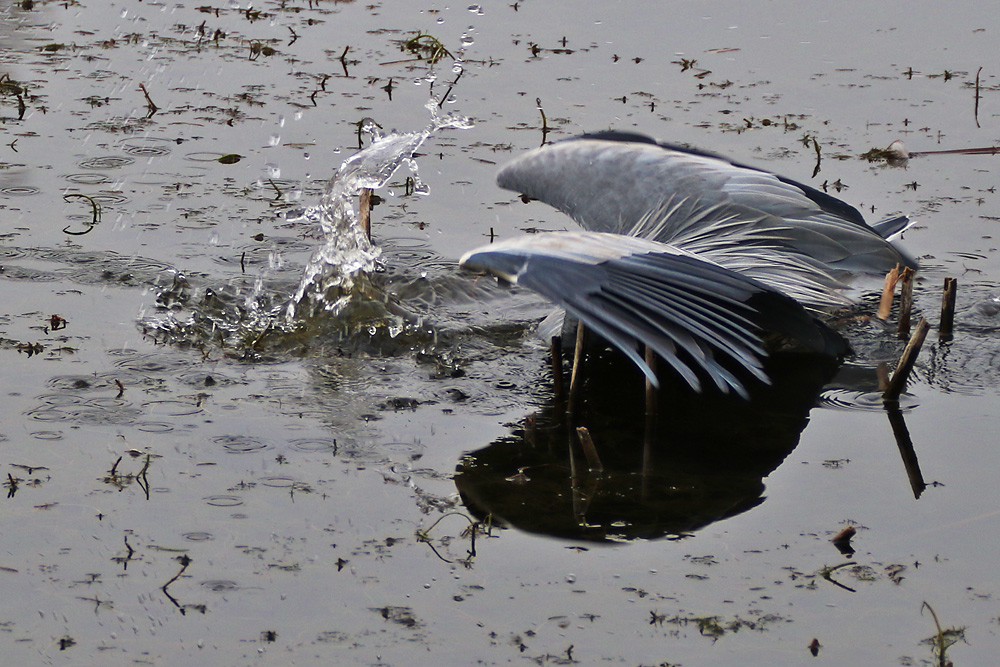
[{"left": 460, "top": 132, "right": 915, "bottom": 396}]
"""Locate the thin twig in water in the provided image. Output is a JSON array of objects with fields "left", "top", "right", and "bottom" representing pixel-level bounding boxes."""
[
  {"left": 921, "top": 601, "right": 965, "bottom": 667},
  {"left": 437, "top": 67, "right": 463, "bottom": 108},
  {"left": 416, "top": 511, "right": 480, "bottom": 564},
  {"left": 883, "top": 317, "right": 930, "bottom": 401},
  {"left": 908, "top": 145, "right": 1000, "bottom": 156},
  {"left": 939, "top": 277, "right": 957, "bottom": 338},
  {"left": 267, "top": 178, "right": 283, "bottom": 200},
  {"left": 567, "top": 321, "right": 585, "bottom": 415},
  {"left": 536, "top": 97, "right": 549, "bottom": 146},
  {"left": 62, "top": 193, "right": 102, "bottom": 235},
  {"left": 974, "top": 66, "right": 982, "bottom": 129},
  {"left": 162, "top": 554, "right": 192, "bottom": 613},
  {"left": 820, "top": 561, "right": 857, "bottom": 592},
  {"left": 575, "top": 427, "right": 603, "bottom": 472},
  {"left": 359, "top": 188, "right": 373, "bottom": 242},
  {"left": 897, "top": 267, "right": 915, "bottom": 338},
  {"left": 877, "top": 265, "right": 900, "bottom": 320},
  {"left": 138, "top": 83, "right": 158, "bottom": 114}
]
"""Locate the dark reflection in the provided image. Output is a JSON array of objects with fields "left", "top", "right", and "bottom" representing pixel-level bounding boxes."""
[
  {"left": 885, "top": 403, "right": 926, "bottom": 499},
  {"left": 455, "top": 349, "right": 843, "bottom": 543}
]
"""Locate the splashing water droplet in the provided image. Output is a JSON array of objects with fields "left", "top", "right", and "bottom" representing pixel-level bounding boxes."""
[
  {"left": 285, "top": 102, "right": 473, "bottom": 322},
  {"left": 143, "top": 102, "right": 474, "bottom": 353}
]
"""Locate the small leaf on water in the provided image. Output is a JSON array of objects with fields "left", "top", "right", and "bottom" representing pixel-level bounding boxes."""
[{"left": 217, "top": 154, "right": 242, "bottom": 164}]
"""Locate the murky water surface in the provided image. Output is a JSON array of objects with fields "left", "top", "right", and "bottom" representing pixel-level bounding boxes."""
[{"left": 2, "top": 1, "right": 999, "bottom": 664}]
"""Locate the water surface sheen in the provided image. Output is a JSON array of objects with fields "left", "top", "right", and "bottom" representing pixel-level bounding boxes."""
[{"left": 0, "top": 1, "right": 998, "bottom": 665}]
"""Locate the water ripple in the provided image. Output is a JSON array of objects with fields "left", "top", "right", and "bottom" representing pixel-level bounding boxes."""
[
  {"left": 204, "top": 495, "right": 243, "bottom": 507},
  {"left": 287, "top": 438, "right": 338, "bottom": 453},
  {"left": 62, "top": 173, "right": 112, "bottom": 185},
  {"left": 213, "top": 434, "right": 269, "bottom": 453},
  {"left": 78, "top": 155, "right": 135, "bottom": 170},
  {"left": 0, "top": 185, "right": 40, "bottom": 196}
]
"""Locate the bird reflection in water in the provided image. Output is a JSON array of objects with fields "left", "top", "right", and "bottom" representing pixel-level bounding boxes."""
[{"left": 455, "top": 348, "right": 843, "bottom": 543}]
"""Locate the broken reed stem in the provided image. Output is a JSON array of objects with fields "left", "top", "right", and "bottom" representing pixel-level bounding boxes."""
[
  {"left": 359, "top": 188, "right": 373, "bottom": 242},
  {"left": 524, "top": 412, "right": 537, "bottom": 448},
  {"left": 875, "top": 362, "right": 891, "bottom": 392},
  {"left": 138, "top": 83, "right": 158, "bottom": 113},
  {"left": 877, "top": 265, "right": 901, "bottom": 320},
  {"left": 975, "top": 66, "right": 983, "bottom": 129},
  {"left": 883, "top": 317, "right": 930, "bottom": 401},
  {"left": 567, "top": 321, "right": 585, "bottom": 415},
  {"left": 939, "top": 277, "right": 957, "bottom": 338},
  {"left": 575, "top": 426, "right": 603, "bottom": 472},
  {"left": 536, "top": 97, "right": 549, "bottom": 146},
  {"left": 897, "top": 267, "right": 915, "bottom": 338}
]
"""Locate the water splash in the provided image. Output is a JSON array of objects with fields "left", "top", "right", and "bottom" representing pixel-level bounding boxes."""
[
  {"left": 142, "top": 102, "right": 473, "bottom": 357},
  {"left": 285, "top": 103, "right": 473, "bottom": 322}
]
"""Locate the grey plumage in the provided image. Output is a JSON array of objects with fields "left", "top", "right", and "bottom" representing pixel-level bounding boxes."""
[{"left": 461, "top": 132, "right": 915, "bottom": 396}]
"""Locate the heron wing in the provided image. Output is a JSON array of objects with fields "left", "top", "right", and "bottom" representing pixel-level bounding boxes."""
[
  {"left": 460, "top": 232, "right": 840, "bottom": 397},
  {"left": 496, "top": 134, "right": 915, "bottom": 273}
]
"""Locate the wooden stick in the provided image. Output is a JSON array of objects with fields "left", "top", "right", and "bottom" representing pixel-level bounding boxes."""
[
  {"left": 875, "top": 362, "right": 890, "bottom": 392},
  {"left": 939, "top": 277, "right": 957, "bottom": 338},
  {"left": 359, "top": 188, "right": 373, "bottom": 242},
  {"left": 575, "top": 427, "right": 603, "bottom": 472},
  {"left": 524, "top": 412, "right": 537, "bottom": 449},
  {"left": 876, "top": 265, "right": 900, "bottom": 320},
  {"left": 883, "top": 317, "right": 930, "bottom": 401},
  {"left": 897, "top": 267, "right": 914, "bottom": 338}
]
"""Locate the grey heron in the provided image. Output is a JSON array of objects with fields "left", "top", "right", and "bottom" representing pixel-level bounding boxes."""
[{"left": 460, "top": 132, "right": 915, "bottom": 397}]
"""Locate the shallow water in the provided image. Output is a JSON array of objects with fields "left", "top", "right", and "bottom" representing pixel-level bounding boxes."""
[{"left": 2, "top": 1, "right": 1000, "bottom": 665}]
